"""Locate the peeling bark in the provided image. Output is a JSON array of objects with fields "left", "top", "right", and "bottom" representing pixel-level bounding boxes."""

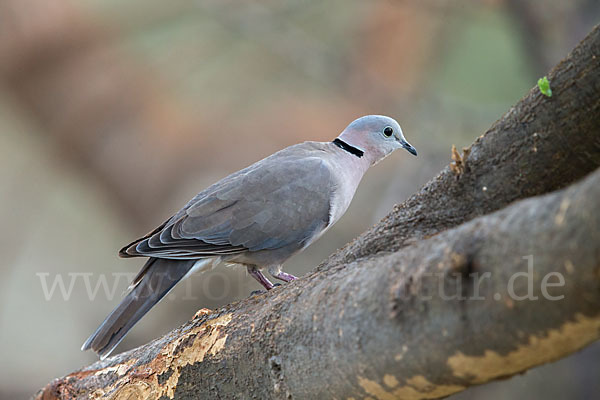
[
  {"left": 35, "top": 24, "right": 600, "bottom": 400},
  {"left": 36, "top": 162, "right": 600, "bottom": 400}
]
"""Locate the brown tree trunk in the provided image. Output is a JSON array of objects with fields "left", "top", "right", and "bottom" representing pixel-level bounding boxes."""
[
  {"left": 36, "top": 24, "right": 600, "bottom": 400},
  {"left": 36, "top": 163, "right": 600, "bottom": 400},
  {"left": 323, "top": 22, "right": 600, "bottom": 269}
]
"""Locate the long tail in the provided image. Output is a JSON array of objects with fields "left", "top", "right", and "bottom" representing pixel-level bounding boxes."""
[{"left": 81, "top": 258, "right": 196, "bottom": 359}]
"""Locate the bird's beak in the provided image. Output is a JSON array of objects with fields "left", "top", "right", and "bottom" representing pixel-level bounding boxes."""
[{"left": 400, "top": 139, "right": 417, "bottom": 156}]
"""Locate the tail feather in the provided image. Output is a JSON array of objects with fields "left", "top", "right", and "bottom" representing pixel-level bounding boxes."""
[{"left": 81, "top": 258, "right": 195, "bottom": 359}]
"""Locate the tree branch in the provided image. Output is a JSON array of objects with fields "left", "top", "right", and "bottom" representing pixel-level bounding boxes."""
[
  {"left": 36, "top": 24, "right": 600, "bottom": 400},
  {"left": 37, "top": 165, "right": 600, "bottom": 400},
  {"left": 323, "top": 23, "right": 600, "bottom": 269}
]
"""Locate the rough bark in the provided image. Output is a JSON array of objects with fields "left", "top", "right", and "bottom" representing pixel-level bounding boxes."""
[
  {"left": 36, "top": 163, "right": 600, "bottom": 400},
  {"left": 35, "top": 24, "right": 600, "bottom": 400},
  {"left": 322, "top": 23, "right": 600, "bottom": 269}
]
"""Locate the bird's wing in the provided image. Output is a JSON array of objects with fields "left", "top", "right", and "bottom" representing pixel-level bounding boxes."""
[{"left": 120, "top": 144, "right": 334, "bottom": 259}]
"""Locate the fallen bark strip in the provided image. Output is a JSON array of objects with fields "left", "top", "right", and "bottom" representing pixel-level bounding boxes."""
[
  {"left": 323, "top": 23, "right": 600, "bottom": 268},
  {"left": 37, "top": 166, "right": 600, "bottom": 399}
]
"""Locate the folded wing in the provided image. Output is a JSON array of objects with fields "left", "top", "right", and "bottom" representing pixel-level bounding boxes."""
[{"left": 120, "top": 145, "right": 333, "bottom": 260}]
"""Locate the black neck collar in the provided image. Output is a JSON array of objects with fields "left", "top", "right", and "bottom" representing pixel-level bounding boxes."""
[{"left": 332, "top": 138, "right": 364, "bottom": 158}]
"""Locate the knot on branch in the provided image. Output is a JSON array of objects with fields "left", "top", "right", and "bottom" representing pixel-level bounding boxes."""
[
  {"left": 269, "top": 355, "right": 292, "bottom": 399},
  {"left": 450, "top": 144, "right": 471, "bottom": 177}
]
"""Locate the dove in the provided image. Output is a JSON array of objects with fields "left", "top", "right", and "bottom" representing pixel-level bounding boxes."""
[{"left": 82, "top": 115, "right": 417, "bottom": 358}]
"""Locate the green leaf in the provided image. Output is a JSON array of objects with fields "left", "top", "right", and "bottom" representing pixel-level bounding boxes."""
[{"left": 537, "top": 76, "right": 552, "bottom": 97}]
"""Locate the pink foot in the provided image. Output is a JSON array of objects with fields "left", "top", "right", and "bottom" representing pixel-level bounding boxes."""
[
  {"left": 247, "top": 266, "right": 274, "bottom": 290},
  {"left": 273, "top": 271, "right": 297, "bottom": 283}
]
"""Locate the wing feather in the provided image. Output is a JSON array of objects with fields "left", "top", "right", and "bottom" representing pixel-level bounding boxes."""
[{"left": 119, "top": 143, "right": 333, "bottom": 259}]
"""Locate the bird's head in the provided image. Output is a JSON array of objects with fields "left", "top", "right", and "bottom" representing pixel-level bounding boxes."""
[{"left": 337, "top": 115, "right": 417, "bottom": 165}]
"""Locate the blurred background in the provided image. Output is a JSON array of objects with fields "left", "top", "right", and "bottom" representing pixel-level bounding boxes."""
[{"left": 1, "top": 0, "right": 599, "bottom": 397}]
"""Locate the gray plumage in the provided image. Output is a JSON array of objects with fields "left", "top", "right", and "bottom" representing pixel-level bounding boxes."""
[{"left": 82, "top": 115, "right": 416, "bottom": 359}]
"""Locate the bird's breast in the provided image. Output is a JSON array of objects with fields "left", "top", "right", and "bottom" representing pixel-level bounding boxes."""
[{"left": 326, "top": 156, "right": 369, "bottom": 227}]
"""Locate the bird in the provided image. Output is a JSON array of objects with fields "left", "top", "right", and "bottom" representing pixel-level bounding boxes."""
[{"left": 81, "top": 115, "right": 417, "bottom": 359}]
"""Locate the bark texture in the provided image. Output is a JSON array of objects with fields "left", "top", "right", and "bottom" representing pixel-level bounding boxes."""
[
  {"left": 323, "top": 23, "right": 600, "bottom": 269},
  {"left": 37, "top": 165, "right": 600, "bottom": 400},
  {"left": 36, "top": 24, "right": 600, "bottom": 400}
]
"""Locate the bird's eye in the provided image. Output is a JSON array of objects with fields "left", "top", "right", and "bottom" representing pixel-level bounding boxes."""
[{"left": 383, "top": 126, "right": 394, "bottom": 137}]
